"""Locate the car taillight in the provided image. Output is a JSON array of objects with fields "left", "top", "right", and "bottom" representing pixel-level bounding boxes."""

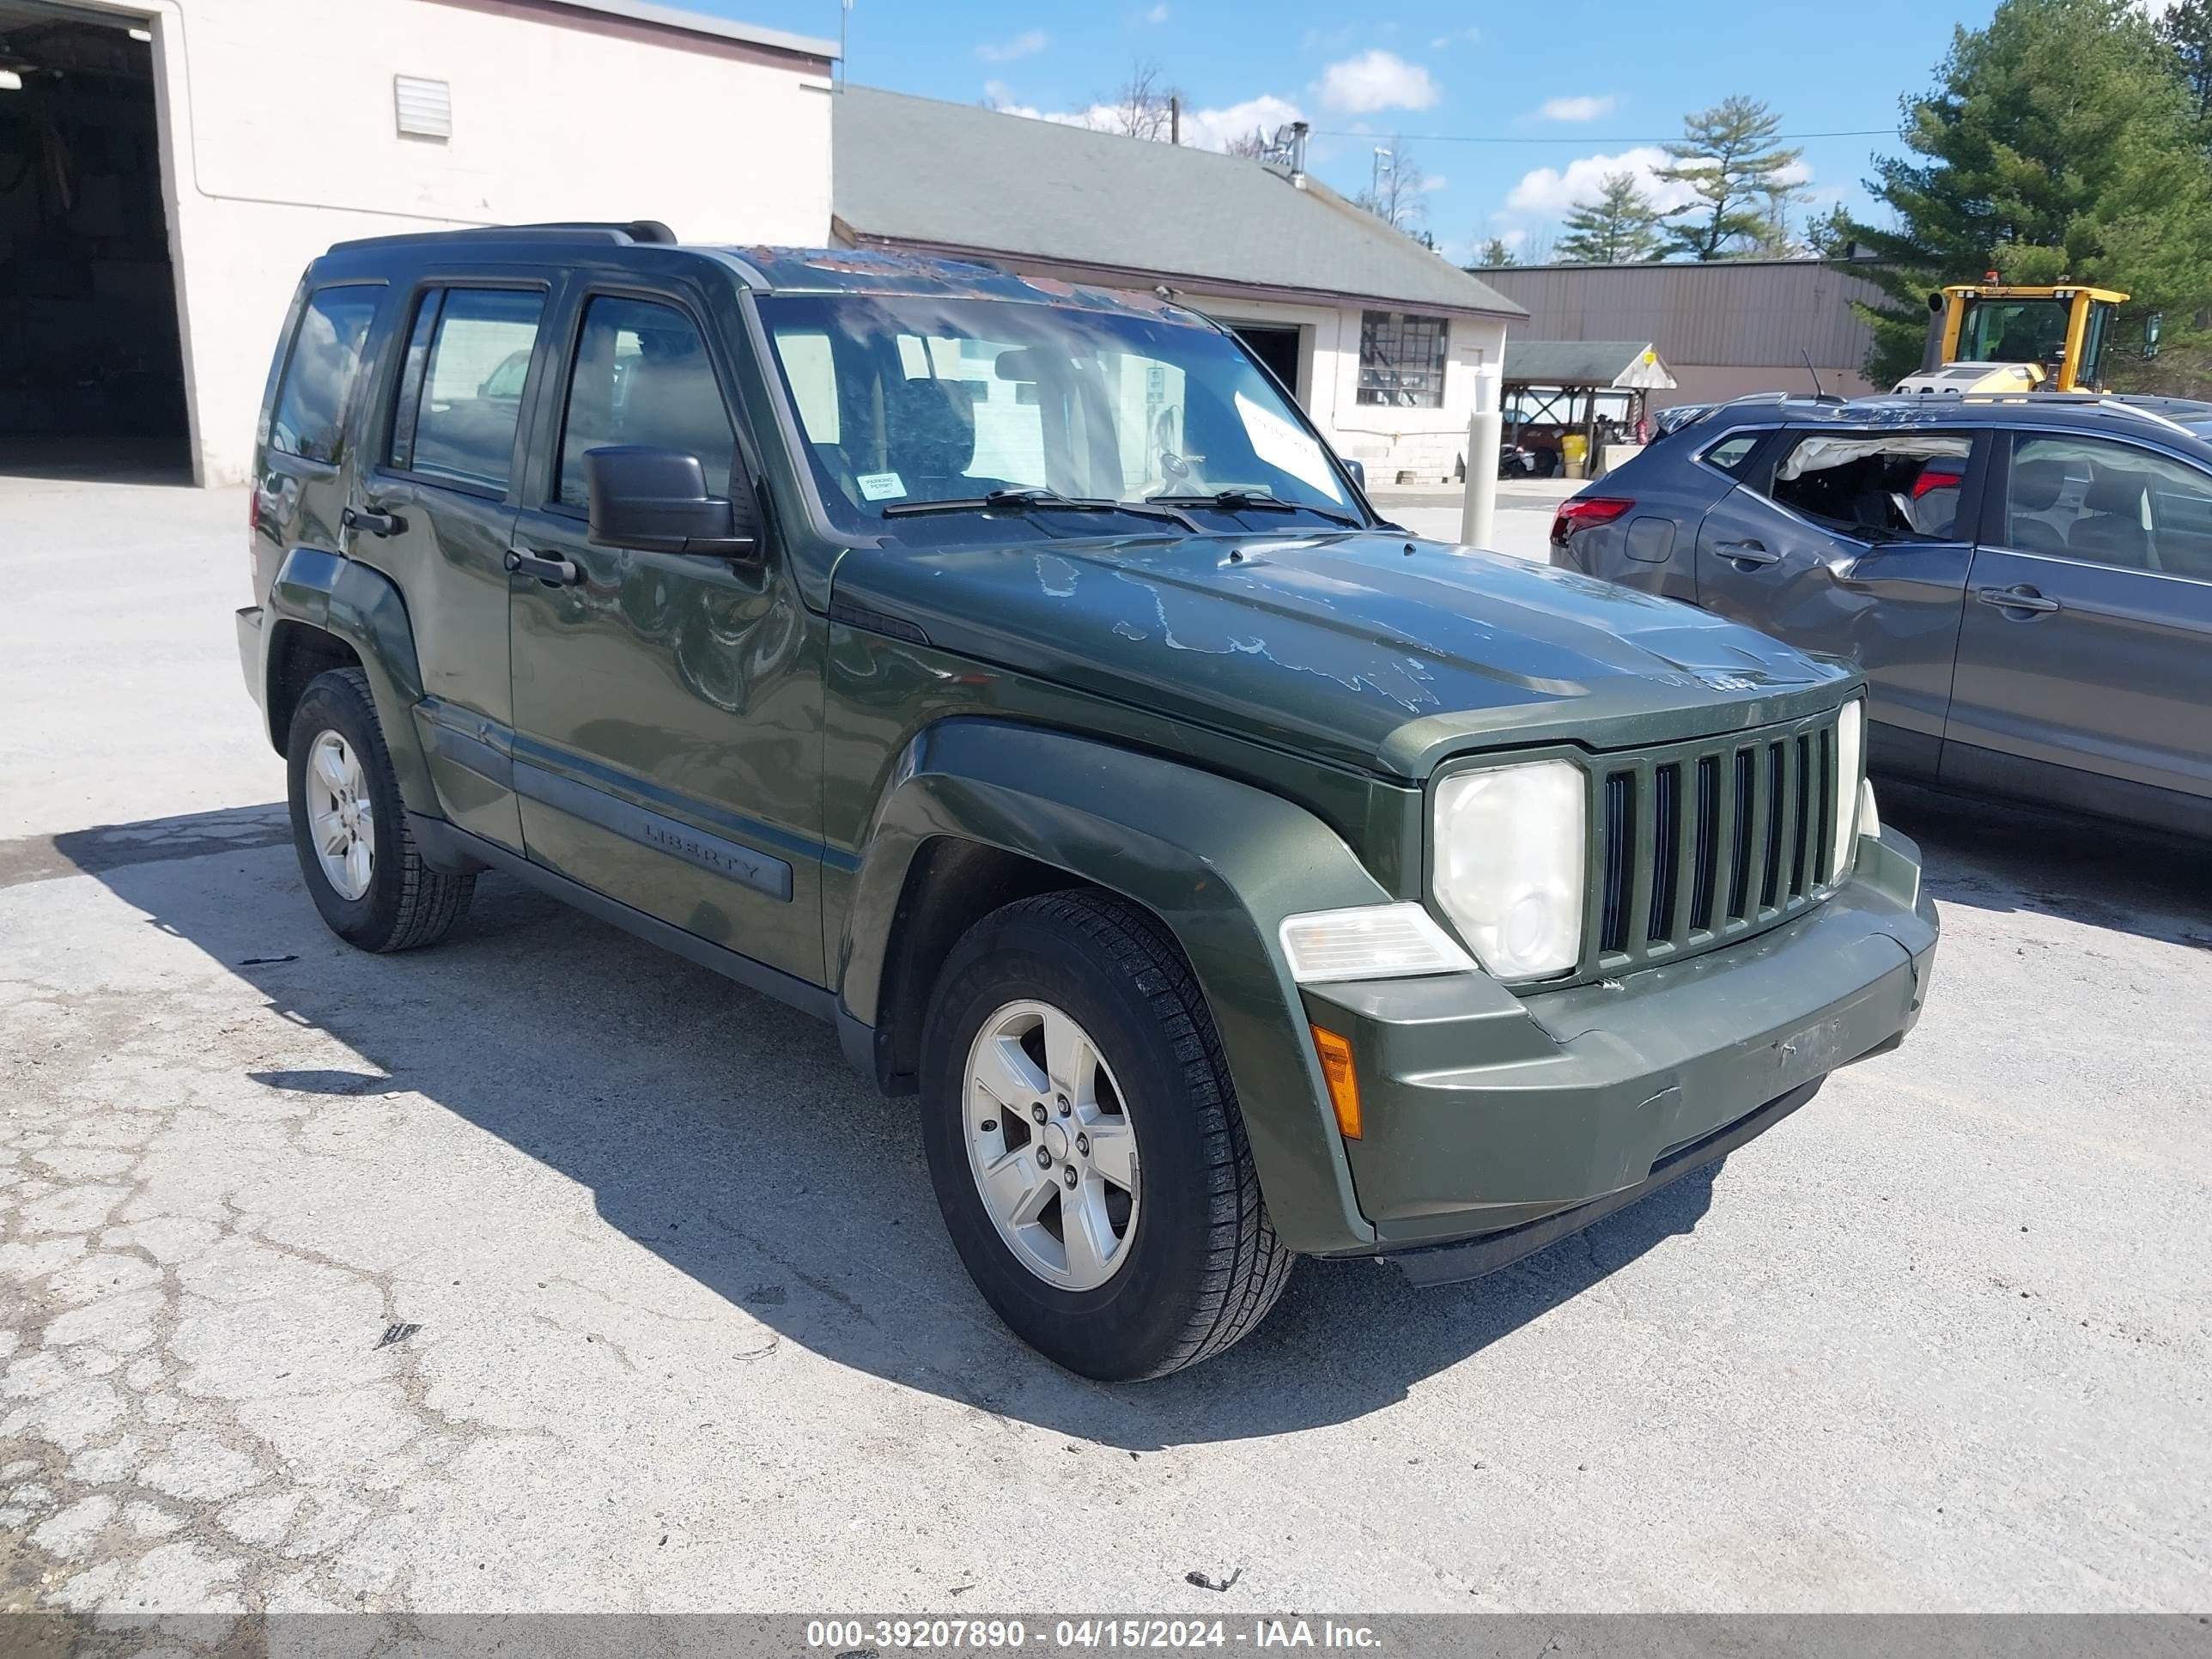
[{"left": 1549, "top": 496, "right": 1632, "bottom": 544}]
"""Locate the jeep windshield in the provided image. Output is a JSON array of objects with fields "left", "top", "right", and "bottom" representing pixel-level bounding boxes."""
[{"left": 757, "top": 293, "right": 1369, "bottom": 541}]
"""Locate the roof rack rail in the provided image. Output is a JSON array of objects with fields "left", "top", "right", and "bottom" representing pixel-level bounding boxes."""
[
  {"left": 1958, "top": 391, "right": 2193, "bottom": 435},
  {"left": 329, "top": 220, "right": 679, "bottom": 253}
]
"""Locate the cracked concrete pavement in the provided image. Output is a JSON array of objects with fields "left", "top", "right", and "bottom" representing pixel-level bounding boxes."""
[{"left": 2, "top": 473, "right": 2209, "bottom": 1614}]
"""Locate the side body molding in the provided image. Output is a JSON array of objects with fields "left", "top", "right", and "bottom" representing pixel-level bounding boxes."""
[
  {"left": 837, "top": 718, "right": 1396, "bottom": 1253},
  {"left": 265, "top": 549, "right": 438, "bottom": 815}
]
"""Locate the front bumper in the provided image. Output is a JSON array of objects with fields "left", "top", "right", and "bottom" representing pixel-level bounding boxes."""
[{"left": 1298, "top": 826, "right": 1937, "bottom": 1258}]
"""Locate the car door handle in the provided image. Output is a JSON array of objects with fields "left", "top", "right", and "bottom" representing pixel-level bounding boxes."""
[
  {"left": 1977, "top": 584, "right": 2060, "bottom": 615},
  {"left": 505, "top": 548, "right": 581, "bottom": 585},
  {"left": 341, "top": 505, "right": 404, "bottom": 538},
  {"left": 1716, "top": 539, "right": 1780, "bottom": 567}
]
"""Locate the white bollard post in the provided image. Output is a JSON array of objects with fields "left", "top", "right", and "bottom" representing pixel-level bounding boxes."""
[{"left": 1459, "top": 362, "right": 1503, "bottom": 549}]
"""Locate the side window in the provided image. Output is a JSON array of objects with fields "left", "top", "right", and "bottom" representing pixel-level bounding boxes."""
[
  {"left": 270, "top": 285, "right": 381, "bottom": 464},
  {"left": 1766, "top": 430, "right": 1972, "bottom": 542},
  {"left": 2004, "top": 434, "right": 2212, "bottom": 580},
  {"left": 398, "top": 288, "right": 544, "bottom": 492},
  {"left": 1700, "top": 432, "right": 1763, "bottom": 476},
  {"left": 556, "top": 295, "right": 734, "bottom": 509}
]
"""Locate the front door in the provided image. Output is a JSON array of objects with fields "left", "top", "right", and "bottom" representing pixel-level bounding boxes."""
[
  {"left": 1944, "top": 430, "right": 2212, "bottom": 833},
  {"left": 1692, "top": 424, "right": 1985, "bottom": 781},
  {"left": 357, "top": 276, "right": 556, "bottom": 852},
  {"left": 507, "top": 286, "right": 824, "bottom": 985}
]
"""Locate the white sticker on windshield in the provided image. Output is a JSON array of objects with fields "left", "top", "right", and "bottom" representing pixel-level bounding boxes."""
[
  {"left": 1234, "top": 391, "right": 1345, "bottom": 503},
  {"left": 857, "top": 471, "right": 906, "bottom": 501}
]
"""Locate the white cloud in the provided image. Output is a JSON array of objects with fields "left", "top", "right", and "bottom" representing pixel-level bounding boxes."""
[
  {"left": 1302, "top": 24, "right": 1356, "bottom": 52},
  {"left": 1499, "top": 228, "right": 1529, "bottom": 250},
  {"left": 1535, "top": 94, "right": 1615, "bottom": 123},
  {"left": 1316, "top": 50, "right": 1439, "bottom": 115},
  {"left": 1430, "top": 27, "right": 1481, "bottom": 48},
  {"left": 976, "top": 29, "right": 1048, "bottom": 64},
  {"left": 1421, "top": 174, "right": 1449, "bottom": 192},
  {"left": 983, "top": 87, "right": 1306, "bottom": 154},
  {"left": 1181, "top": 94, "right": 1305, "bottom": 149},
  {"left": 1145, "top": 2, "right": 1170, "bottom": 19},
  {"left": 1505, "top": 146, "right": 1697, "bottom": 216}
]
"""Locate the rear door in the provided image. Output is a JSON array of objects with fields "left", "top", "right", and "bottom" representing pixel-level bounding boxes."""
[
  {"left": 356, "top": 271, "right": 557, "bottom": 852},
  {"left": 506, "top": 279, "right": 825, "bottom": 985},
  {"left": 1944, "top": 430, "right": 2212, "bottom": 835},
  {"left": 252, "top": 280, "right": 386, "bottom": 599},
  {"left": 1691, "top": 424, "right": 1986, "bottom": 781}
]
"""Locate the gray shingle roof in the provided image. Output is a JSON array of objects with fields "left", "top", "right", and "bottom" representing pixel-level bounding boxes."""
[
  {"left": 832, "top": 86, "right": 1523, "bottom": 319},
  {"left": 1504, "top": 339, "right": 1674, "bottom": 386}
]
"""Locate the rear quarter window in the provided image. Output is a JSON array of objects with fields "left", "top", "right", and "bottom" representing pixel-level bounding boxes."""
[
  {"left": 269, "top": 286, "right": 382, "bottom": 465},
  {"left": 1699, "top": 431, "right": 1765, "bottom": 476}
]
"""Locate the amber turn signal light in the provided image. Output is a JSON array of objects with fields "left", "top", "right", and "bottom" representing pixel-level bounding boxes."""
[{"left": 1310, "top": 1024, "right": 1362, "bottom": 1140}]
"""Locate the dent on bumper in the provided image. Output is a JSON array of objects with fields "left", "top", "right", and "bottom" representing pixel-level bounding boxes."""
[{"left": 1299, "top": 829, "right": 1938, "bottom": 1254}]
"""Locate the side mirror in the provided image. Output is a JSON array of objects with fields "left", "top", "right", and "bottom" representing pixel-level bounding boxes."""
[
  {"left": 1342, "top": 457, "right": 1366, "bottom": 489},
  {"left": 2145, "top": 312, "right": 2164, "bottom": 360},
  {"left": 585, "top": 446, "right": 757, "bottom": 556}
]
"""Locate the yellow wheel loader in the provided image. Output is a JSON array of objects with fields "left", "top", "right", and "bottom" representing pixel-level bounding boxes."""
[{"left": 1894, "top": 280, "right": 2136, "bottom": 396}]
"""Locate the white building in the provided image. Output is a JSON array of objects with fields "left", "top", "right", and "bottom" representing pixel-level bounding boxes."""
[
  {"left": 831, "top": 87, "right": 1525, "bottom": 486},
  {"left": 0, "top": 0, "right": 836, "bottom": 485}
]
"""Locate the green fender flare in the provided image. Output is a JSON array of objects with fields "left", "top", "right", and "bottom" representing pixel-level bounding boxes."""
[
  {"left": 265, "top": 549, "right": 438, "bottom": 815},
  {"left": 839, "top": 717, "right": 1395, "bottom": 1254}
]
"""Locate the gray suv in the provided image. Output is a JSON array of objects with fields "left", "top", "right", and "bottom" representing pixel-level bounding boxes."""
[{"left": 1553, "top": 394, "right": 2212, "bottom": 839}]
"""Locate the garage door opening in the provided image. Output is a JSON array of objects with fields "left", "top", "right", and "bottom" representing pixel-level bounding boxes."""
[
  {"left": 1231, "top": 324, "right": 1304, "bottom": 404},
  {"left": 0, "top": 3, "right": 190, "bottom": 483}
]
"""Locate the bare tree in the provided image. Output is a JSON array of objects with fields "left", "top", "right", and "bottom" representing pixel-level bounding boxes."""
[
  {"left": 1101, "top": 58, "right": 1184, "bottom": 141},
  {"left": 1354, "top": 136, "right": 1428, "bottom": 235},
  {"left": 1223, "top": 126, "right": 1272, "bottom": 159}
]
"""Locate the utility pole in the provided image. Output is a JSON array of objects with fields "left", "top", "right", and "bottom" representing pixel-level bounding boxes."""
[{"left": 1170, "top": 94, "right": 1180, "bottom": 145}]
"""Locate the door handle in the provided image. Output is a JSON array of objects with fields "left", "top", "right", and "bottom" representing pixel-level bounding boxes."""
[
  {"left": 341, "top": 504, "right": 404, "bottom": 538},
  {"left": 1716, "top": 539, "right": 1780, "bottom": 567},
  {"left": 1977, "top": 584, "right": 2060, "bottom": 615},
  {"left": 505, "top": 548, "right": 581, "bottom": 586}
]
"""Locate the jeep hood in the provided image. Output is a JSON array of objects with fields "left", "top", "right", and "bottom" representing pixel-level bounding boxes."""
[{"left": 831, "top": 530, "right": 1855, "bottom": 777}]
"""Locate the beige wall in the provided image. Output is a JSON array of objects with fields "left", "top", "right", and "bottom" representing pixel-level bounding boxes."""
[
  {"left": 1174, "top": 291, "right": 1509, "bottom": 484},
  {"left": 121, "top": 0, "right": 833, "bottom": 483}
]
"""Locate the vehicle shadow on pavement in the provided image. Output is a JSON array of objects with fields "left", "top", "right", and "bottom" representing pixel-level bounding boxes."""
[
  {"left": 61, "top": 806, "right": 1720, "bottom": 1448},
  {"left": 1883, "top": 782, "right": 2212, "bottom": 947}
]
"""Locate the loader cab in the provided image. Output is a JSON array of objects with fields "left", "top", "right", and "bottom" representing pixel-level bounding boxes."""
[{"left": 1899, "top": 282, "right": 2130, "bottom": 396}]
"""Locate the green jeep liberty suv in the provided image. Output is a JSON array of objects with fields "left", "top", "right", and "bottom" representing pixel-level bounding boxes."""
[{"left": 236, "top": 222, "right": 1939, "bottom": 1379}]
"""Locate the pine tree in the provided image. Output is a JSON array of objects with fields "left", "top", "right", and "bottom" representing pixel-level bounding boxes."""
[
  {"left": 2157, "top": 0, "right": 2212, "bottom": 121},
  {"left": 1473, "top": 237, "right": 1519, "bottom": 268},
  {"left": 1655, "top": 97, "right": 1804, "bottom": 260},
  {"left": 1554, "top": 173, "right": 1664, "bottom": 264},
  {"left": 1841, "top": 0, "right": 2212, "bottom": 386}
]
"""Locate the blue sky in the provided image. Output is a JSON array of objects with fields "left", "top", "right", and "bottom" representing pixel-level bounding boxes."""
[{"left": 696, "top": 0, "right": 1990, "bottom": 262}]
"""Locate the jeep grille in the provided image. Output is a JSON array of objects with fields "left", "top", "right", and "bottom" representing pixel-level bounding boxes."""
[{"left": 1587, "top": 707, "right": 1845, "bottom": 977}]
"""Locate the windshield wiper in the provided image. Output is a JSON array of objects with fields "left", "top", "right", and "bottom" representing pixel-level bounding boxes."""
[
  {"left": 882, "top": 488, "right": 1200, "bottom": 532},
  {"left": 1146, "top": 489, "right": 1364, "bottom": 530}
]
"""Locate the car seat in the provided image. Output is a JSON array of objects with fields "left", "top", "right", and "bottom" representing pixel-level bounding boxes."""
[
  {"left": 883, "top": 378, "right": 987, "bottom": 501},
  {"left": 2005, "top": 457, "right": 2073, "bottom": 554},
  {"left": 2068, "top": 465, "right": 2157, "bottom": 570},
  {"left": 621, "top": 345, "right": 735, "bottom": 498}
]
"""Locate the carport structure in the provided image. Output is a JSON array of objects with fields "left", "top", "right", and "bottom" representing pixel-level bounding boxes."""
[{"left": 1502, "top": 339, "right": 1676, "bottom": 475}]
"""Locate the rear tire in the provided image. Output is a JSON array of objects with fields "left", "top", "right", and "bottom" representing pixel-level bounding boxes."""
[
  {"left": 918, "top": 890, "right": 1292, "bottom": 1380},
  {"left": 286, "top": 667, "right": 473, "bottom": 952}
]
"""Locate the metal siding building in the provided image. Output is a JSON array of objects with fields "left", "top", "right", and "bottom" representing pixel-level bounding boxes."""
[{"left": 1476, "top": 259, "right": 1888, "bottom": 409}]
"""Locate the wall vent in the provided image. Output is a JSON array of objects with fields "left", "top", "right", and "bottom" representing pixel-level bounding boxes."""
[{"left": 394, "top": 76, "right": 452, "bottom": 140}]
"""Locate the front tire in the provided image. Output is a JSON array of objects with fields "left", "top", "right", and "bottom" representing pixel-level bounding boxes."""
[
  {"left": 919, "top": 890, "right": 1292, "bottom": 1380},
  {"left": 285, "top": 667, "right": 473, "bottom": 952}
]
